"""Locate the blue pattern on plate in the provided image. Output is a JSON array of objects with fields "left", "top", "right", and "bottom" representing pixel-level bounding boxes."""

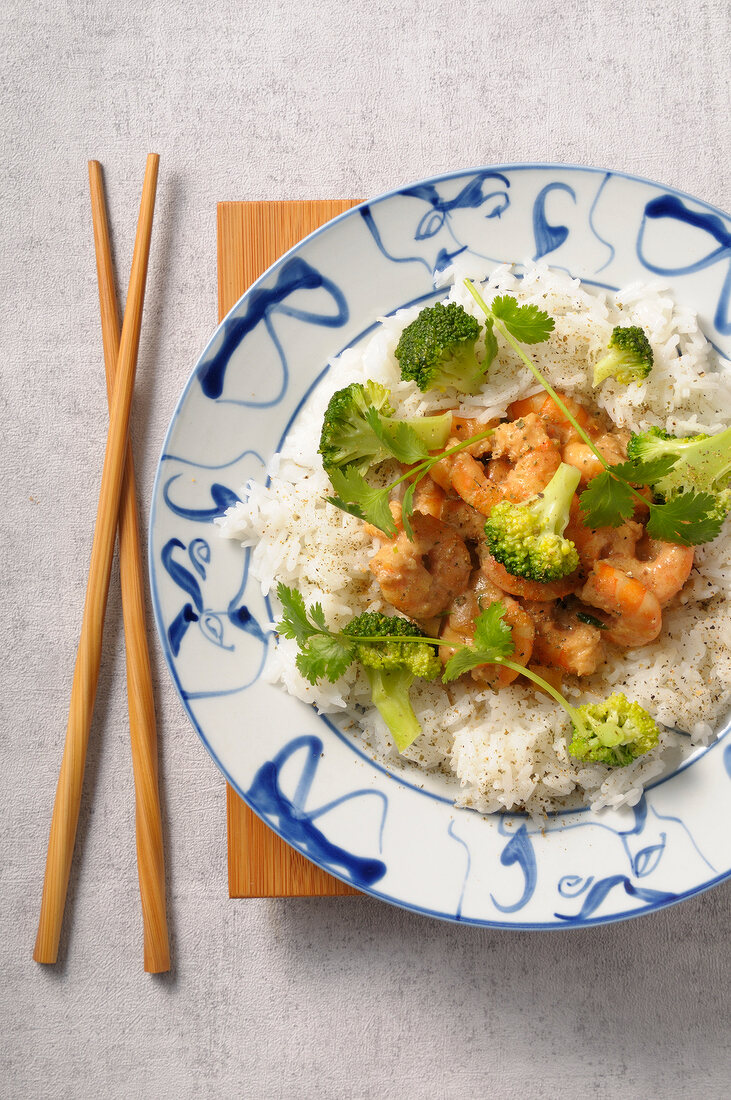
[
  {"left": 247, "top": 735, "right": 387, "bottom": 888},
  {"left": 149, "top": 165, "right": 731, "bottom": 928}
]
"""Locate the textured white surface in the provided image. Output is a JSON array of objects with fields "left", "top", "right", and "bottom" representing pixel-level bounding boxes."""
[{"left": 3, "top": 1, "right": 731, "bottom": 1096}]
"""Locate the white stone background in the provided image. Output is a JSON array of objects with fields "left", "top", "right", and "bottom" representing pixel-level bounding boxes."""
[{"left": 2, "top": 1, "right": 730, "bottom": 1096}]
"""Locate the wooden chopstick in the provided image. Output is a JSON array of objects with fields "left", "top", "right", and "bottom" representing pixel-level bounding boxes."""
[
  {"left": 33, "top": 154, "right": 160, "bottom": 965},
  {"left": 87, "top": 160, "right": 170, "bottom": 972}
]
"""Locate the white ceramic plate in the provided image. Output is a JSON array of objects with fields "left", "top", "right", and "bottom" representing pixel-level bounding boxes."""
[{"left": 150, "top": 165, "right": 731, "bottom": 927}]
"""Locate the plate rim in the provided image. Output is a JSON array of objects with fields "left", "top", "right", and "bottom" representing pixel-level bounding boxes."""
[{"left": 149, "top": 162, "right": 731, "bottom": 928}]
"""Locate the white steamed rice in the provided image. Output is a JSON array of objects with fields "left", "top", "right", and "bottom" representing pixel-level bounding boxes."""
[{"left": 218, "top": 263, "right": 731, "bottom": 817}]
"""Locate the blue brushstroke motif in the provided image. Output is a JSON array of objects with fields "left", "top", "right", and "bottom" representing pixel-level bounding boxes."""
[
  {"left": 555, "top": 875, "right": 678, "bottom": 921},
  {"left": 558, "top": 875, "right": 594, "bottom": 898},
  {"left": 308, "top": 790, "right": 388, "bottom": 853},
  {"left": 361, "top": 171, "right": 511, "bottom": 275},
  {"left": 589, "top": 172, "right": 615, "bottom": 273},
  {"left": 490, "top": 823, "right": 537, "bottom": 913},
  {"left": 247, "top": 735, "right": 387, "bottom": 887},
  {"left": 188, "top": 538, "right": 210, "bottom": 579},
  {"left": 532, "top": 182, "right": 576, "bottom": 259},
  {"left": 160, "top": 445, "right": 265, "bottom": 471},
  {"left": 162, "top": 536, "right": 267, "bottom": 658},
  {"left": 359, "top": 205, "right": 432, "bottom": 273},
  {"left": 632, "top": 836, "right": 667, "bottom": 878},
  {"left": 197, "top": 256, "right": 349, "bottom": 401},
  {"left": 199, "top": 612, "right": 232, "bottom": 651},
  {"left": 447, "top": 820, "right": 471, "bottom": 920},
  {"left": 650, "top": 803, "right": 716, "bottom": 873},
  {"left": 169, "top": 603, "right": 198, "bottom": 656},
  {"left": 227, "top": 603, "right": 268, "bottom": 645},
  {"left": 637, "top": 194, "right": 731, "bottom": 334},
  {"left": 163, "top": 475, "right": 240, "bottom": 521},
  {"left": 161, "top": 538, "right": 203, "bottom": 611},
  {"left": 403, "top": 172, "right": 511, "bottom": 238}
]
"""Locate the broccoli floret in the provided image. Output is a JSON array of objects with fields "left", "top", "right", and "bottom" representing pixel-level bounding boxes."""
[
  {"left": 568, "top": 693, "right": 659, "bottom": 766},
  {"left": 343, "top": 612, "right": 441, "bottom": 752},
  {"left": 395, "top": 301, "right": 486, "bottom": 394},
  {"left": 318, "top": 381, "right": 452, "bottom": 476},
  {"left": 440, "top": 601, "right": 661, "bottom": 769},
  {"left": 593, "top": 325, "right": 654, "bottom": 386},
  {"left": 627, "top": 425, "right": 731, "bottom": 521},
  {"left": 483, "top": 462, "right": 581, "bottom": 582}
]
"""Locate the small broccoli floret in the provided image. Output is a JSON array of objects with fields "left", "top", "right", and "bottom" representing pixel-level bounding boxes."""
[
  {"left": 627, "top": 424, "right": 731, "bottom": 522},
  {"left": 440, "top": 602, "right": 661, "bottom": 769},
  {"left": 395, "top": 301, "right": 486, "bottom": 394},
  {"left": 568, "top": 693, "right": 659, "bottom": 766},
  {"left": 483, "top": 462, "right": 581, "bottom": 582},
  {"left": 343, "top": 612, "right": 441, "bottom": 751},
  {"left": 593, "top": 325, "right": 654, "bottom": 386},
  {"left": 318, "top": 381, "right": 452, "bottom": 476}
]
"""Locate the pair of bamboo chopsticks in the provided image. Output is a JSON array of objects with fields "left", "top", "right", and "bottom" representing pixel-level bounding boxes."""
[{"left": 33, "top": 154, "right": 170, "bottom": 972}]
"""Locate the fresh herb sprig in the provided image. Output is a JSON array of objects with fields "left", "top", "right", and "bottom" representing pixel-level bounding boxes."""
[
  {"left": 278, "top": 584, "right": 519, "bottom": 688},
  {"left": 440, "top": 603, "right": 573, "bottom": 710},
  {"left": 463, "top": 279, "right": 723, "bottom": 545},
  {"left": 276, "top": 583, "right": 446, "bottom": 684},
  {"left": 326, "top": 425, "right": 494, "bottom": 540}
]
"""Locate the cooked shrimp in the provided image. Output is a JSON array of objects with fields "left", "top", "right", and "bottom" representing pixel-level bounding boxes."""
[
  {"left": 486, "top": 456, "right": 512, "bottom": 484},
  {"left": 449, "top": 452, "right": 506, "bottom": 515},
  {"left": 369, "top": 508, "right": 471, "bottom": 619},
  {"left": 491, "top": 413, "right": 555, "bottom": 461},
  {"left": 480, "top": 552, "right": 578, "bottom": 601},
  {"left": 412, "top": 475, "right": 445, "bottom": 518},
  {"left": 565, "top": 504, "right": 643, "bottom": 572},
  {"left": 508, "top": 392, "right": 602, "bottom": 444},
  {"left": 609, "top": 535, "right": 694, "bottom": 607},
  {"left": 440, "top": 498, "right": 487, "bottom": 541},
  {"left": 580, "top": 562, "right": 662, "bottom": 647},
  {"left": 523, "top": 600, "right": 605, "bottom": 676},
  {"left": 499, "top": 444, "right": 562, "bottom": 501},
  {"left": 450, "top": 415, "right": 496, "bottom": 457},
  {"left": 562, "top": 431, "right": 628, "bottom": 485},
  {"left": 440, "top": 573, "right": 534, "bottom": 687},
  {"left": 506, "top": 393, "right": 551, "bottom": 420},
  {"left": 429, "top": 451, "right": 456, "bottom": 491}
]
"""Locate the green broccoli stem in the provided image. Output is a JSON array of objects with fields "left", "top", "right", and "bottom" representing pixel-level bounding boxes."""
[
  {"left": 364, "top": 667, "right": 421, "bottom": 752},
  {"left": 665, "top": 426, "right": 731, "bottom": 484},
  {"left": 497, "top": 658, "right": 588, "bottom": 738},
  {"left": 342, "top": 633, "right": 444, "bottom": 646},
  {"left": 593, "top": 349, "right": 633, "bottom": 387},
  {"left": 463, "top": 279, "right": 651, "bottom": 513},
  {"left": 533, "top": 463, "right": 581, "bottom": 531},
  {"left": 375, "top": 426, "right": 495, "bottom": 499},
  {"left": 386, "top": 411, "right": 452, "bottom": 452},
  {"left": 348, "top": 629, "right": 591, "bottom": 741}
]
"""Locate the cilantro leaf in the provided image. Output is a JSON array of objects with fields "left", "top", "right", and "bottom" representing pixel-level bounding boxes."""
[
  {"left": 579, "top": 472, "right": 635, "bottom": 528},
  {"left": 442, "top": 646, "right": 491, "bottom": 681},
  {"left": 308, "top": 602, "right": 328, "bottom": 631},
  {"left": 646, "top": 491, "right": 725, "bottom": 546},
  {"left": 276, "top": 584, "right": 355, "bottom": 683},
  {"left": 442, "top": 602, "right": 515, "bottom": 682},
  {"left": 400, "top": 479, "right": 417, "bottom": 541},
  {"left": 490, "top": 295, "right": 555, "bottom": 344},
  {"left": 609, "top": 455, "right": 679, "bottom": 485},
  {"left": 483, "top": 315, "right": 498, "bottom": 370},
  {"left": 473, "top": 601, "right": 515, "bottom": 657},
  {"left": 296, "top": 633, "right": 354, "bottom": 684},
  {"left": 326, "top": 467, "right": 397, "bottom": 537},
  {"left": 276, "top": 583, "right": 318, "bottom": 643},
  {"left": 365, "top": 407, "right": 429, "bottom": 465}
]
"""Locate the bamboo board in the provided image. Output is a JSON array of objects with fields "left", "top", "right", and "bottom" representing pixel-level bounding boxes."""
[{"left": 219, "top": 200, "right": 361, "bottom": 897}]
